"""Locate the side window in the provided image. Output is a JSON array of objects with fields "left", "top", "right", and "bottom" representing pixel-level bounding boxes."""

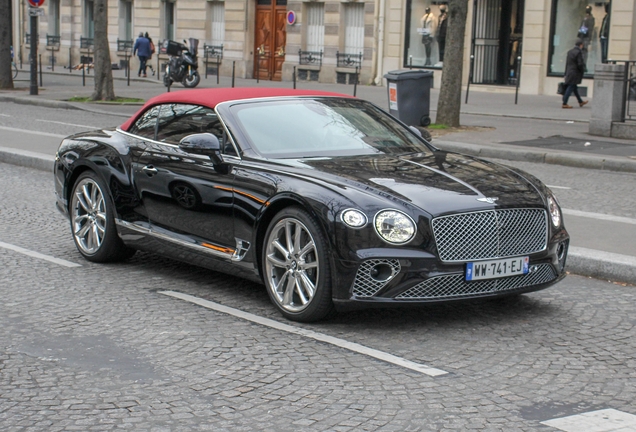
[
  {"left": 155, "top": 103, "right": 238, "bottom": 156},
  {"left": 128, "top": 106, "right": 160, "bottom": 139}
]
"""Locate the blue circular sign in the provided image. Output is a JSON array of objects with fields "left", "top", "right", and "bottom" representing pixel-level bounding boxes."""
[{"left": 286, "top": 10, "right": 296, "bottom": 26}]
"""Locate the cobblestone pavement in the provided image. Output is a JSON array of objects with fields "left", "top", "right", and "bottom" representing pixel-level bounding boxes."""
[{"left": 1, "top": 163, "right": 636, "bottom": 431}]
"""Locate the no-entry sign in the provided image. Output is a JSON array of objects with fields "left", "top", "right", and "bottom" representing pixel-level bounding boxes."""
[{"left": 27, "top": 0, "right": 45, "bottom": 7}]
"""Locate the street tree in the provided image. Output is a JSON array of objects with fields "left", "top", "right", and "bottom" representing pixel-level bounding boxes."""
[
  {"left": 435, "top": 0, "right": 469, "bottom": 127},
  {"left": 0, "top": 0, "right": 14, "bottom": 89},
  {"left": 91, "top": 0, "right": 115, "bottom": 100}
]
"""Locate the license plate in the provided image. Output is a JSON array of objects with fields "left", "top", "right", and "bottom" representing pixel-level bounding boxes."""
[{"left": 466, "top": 256, "right": 529, "bottom": 281}]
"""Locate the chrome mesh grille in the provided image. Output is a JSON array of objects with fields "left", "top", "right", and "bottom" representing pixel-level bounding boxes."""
[
  {"left": 352, "top": 259, "right": 401, "bottom": 297},
  {"left": 432, "top": 209, "right": 548, "bottom": 262},
  {"left": 395, "top": 264, "right": 556, "bottom": 299}
]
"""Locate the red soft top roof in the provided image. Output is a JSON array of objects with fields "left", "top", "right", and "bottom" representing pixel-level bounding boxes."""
[{"left": 120, "top": 87, "right": 353, "bottom": 131}]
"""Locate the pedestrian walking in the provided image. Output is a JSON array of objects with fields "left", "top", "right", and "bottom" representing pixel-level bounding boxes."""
[
  {"left": 133, "top": 32, "right": 151, "bottom": 78},
  {"left": 145, "top": 32, "right": 156, "bottom": 76},
  {"left": 562, "top": 39, "right": 588, "bottom": 109}
]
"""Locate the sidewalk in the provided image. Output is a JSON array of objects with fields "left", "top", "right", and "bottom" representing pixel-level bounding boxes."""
[{"left": 1, "top": 68, "right": 636, "bottom": 286}]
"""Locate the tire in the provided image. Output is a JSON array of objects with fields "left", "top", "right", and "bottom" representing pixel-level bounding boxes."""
[
  {"left": 69, "top": 171, "right": 135, "bottom": 263},
  {"left": 262, "top": 207, "right": 335, "bottom": 322},
  {"left": 420, "top": 115, "right": 431, "bottom": 127},
  {"left": 12, "top": 62, "right": 18, "bottom": 79},
  {"left": 163, "top": 73, "right": 173, "bottom": 88},
  {"left": 182, "top": 71, "right": 200, "bottom": 88}
]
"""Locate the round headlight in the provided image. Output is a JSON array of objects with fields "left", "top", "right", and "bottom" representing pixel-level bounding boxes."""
[
  {"left": 547, "top": 195, "right": 561, "bottom": 227},
  {"left": 341, "top": 209, "right": 367, "bottom": 228},
  {"left": 374, "top": 210, "right": 416, "bottom": 244}
]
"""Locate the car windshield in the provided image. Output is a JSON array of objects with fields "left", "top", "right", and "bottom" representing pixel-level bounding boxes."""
[{"left": 228, "top": 98, "right": 432, "bottom": 158}]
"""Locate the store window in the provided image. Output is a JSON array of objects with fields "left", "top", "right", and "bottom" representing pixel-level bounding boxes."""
[
  {"left": 404, "top": 0, "right": 447, "bottom": 68},
  {"left": 548, "top": 0, "right": 611, "bottom": 77}
]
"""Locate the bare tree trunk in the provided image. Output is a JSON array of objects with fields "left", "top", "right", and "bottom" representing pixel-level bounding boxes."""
[
  {"left": 0, "top": 0, "right": 14, "bottom": 89},
  {"left": 435, "top": 0, "right": 469, "bottom": 127},
  {"left": 91, "top": 0, "right": 115, "bottom": 100}
]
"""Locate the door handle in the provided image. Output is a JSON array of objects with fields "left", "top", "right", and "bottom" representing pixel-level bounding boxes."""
[{"left": 142, "top": 165, "right": 158, "bottom": 176}]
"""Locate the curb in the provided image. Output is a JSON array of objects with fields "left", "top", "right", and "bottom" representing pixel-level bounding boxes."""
[
  {"left": 567, "top": 247, "right": 636, "bottom": 286},
  {"left": 0, "top": 95, "right": 132, "bottom": 118},
  {"left": 0, "top": 146, "right": 54, "bottom": 172},
  {"left": 435, "top": 140, "right": 636, "bottom": 174}
]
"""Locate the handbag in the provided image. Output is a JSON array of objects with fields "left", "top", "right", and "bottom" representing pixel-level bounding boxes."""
[{"left": 557, "top": 82, "right": 566, "bottom": 95}]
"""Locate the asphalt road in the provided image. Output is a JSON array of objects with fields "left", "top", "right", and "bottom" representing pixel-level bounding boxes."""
[{"left": 1, "top": 161, "right": 636, "bottom": 430}]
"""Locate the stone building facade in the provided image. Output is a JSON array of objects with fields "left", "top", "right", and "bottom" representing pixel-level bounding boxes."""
[{"left": 11, "top": 0, "right": 636, "bottom": 96}]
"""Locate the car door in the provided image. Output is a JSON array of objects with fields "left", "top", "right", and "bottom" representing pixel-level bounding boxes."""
[{"left": 132, "top": 103, "right": 238, "bottom": 255}]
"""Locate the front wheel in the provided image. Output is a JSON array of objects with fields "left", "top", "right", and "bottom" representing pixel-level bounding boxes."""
[
  {"left": 182, "top": 71, "right": 200, "bottom": 88},
  {"left": 69, "top": 172, "right": 135, "bottom": 263},
  {"left": 262, "top": 207, "right": 334, "bottom": 322}
]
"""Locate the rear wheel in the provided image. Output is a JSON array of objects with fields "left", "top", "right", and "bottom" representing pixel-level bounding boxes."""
[
  {"left": 70, "top": 172, "right": 135, "bottom": 262},
  {"left": 262, "top": 207, "right": 334, "bottom": 322}
]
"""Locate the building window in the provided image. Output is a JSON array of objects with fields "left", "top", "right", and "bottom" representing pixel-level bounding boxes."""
[
  {"left": 84, "top": 0, "right": 95, "bottom": 38},
  {"left": 343, "top": 2, "right": 364, "bottom": 55},
  {"left": 119, "top": 0, "right": 133, "bottom": 41},
  {"left": 404, "top": 0, "right": 448, "bottom": 69},
  {"left": 548, "top": 0, "right": 611, "bottom": 77},
  {"left": 162, "top": 0, "right": 176, "bottom": 41},
  {"left": 48, "top": 0, "right": 60, "bottom": 36},
  {"left": 206, "top": 1, "right": 225, "bottom": 46},
  {"left": 306, "top": 2, "right": 324, "bottom": 52}
]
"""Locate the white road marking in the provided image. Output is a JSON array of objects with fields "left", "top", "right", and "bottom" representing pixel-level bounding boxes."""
[
  {"left": 546, "top": 185, "right": 572, "bottom": 190},
  {"left": 35, "top": 119, "right": 98, "bottom": 129},
  {"left": 541, "top": 408, "right": 636, "bottom": 431},
  {"left": 563, "top": 209, "right": 636, "bottom": 225},
  {"left": 160, "top": 290, "right": 449, "bottom": 377},
  {"left": 0, "top": 126, "right": 66, "bottom": 138},
  {"left": 0, "top": 241, "right": 81, "bottom": 268}
]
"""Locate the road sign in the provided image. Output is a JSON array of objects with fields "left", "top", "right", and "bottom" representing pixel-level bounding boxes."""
[
  {"left": 28, "top": 7, "right": 45, "bottom": 16},
  {"left": 27, "top": 0, "right": 45, "bottom": 7}
]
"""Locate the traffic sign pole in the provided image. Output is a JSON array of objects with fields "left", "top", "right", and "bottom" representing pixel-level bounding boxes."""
[{"left": 29, "top": 11, "right": 38, "bottom": 95}]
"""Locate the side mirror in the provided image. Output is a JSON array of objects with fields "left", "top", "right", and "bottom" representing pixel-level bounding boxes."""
[
  {"left": 179, "top": 133, "right": 222, "bottom": 165},
  {"left": 409, "top": 125, "right": 422, "bottom": 138}
]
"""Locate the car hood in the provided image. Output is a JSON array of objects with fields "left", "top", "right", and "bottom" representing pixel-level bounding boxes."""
[{"left": 282, "top": 151, "right": 545, "bottom": 216}]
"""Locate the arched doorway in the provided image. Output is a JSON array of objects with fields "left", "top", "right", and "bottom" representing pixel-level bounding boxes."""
[{"left": 254, "top": 0, "right": 287, "bottom": 81}]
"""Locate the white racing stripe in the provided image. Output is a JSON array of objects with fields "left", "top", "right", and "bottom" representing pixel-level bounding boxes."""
[
  {"left": 0, "top": 241, "right": 81, "bottom": 268},
  {"left": 563, "top": 208, "right": 636, "bottom": 225},
  {"left": 160, "top": 290, "right": 448, "bottom": 377},
  {"left": 0, "top": 126, "right": 66, "bottom": 138}
]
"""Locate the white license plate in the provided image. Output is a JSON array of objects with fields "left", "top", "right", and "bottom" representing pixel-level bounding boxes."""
[{"left": 466, "top": 256, "right": 529, "bottom": 281}]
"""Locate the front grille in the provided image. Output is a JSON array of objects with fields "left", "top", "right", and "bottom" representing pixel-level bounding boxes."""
[
  {"left": 395, "top": 264, "right": 557, "bottom": 299},
  {"left": 352, "top": 259, "right": 401, "bottom": 297},
  {"left": 432, "top": 208, "right": 548, "bottom": 262}
]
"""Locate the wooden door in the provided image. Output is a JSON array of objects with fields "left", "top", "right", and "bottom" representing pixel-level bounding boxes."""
[{"left": 254, "top": 0, "right": 287, "bottom": 81}]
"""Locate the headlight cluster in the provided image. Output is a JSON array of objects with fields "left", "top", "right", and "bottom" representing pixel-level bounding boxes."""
[
  {"left": 374, "top": 210, "right": 416, "bottom": 244},
  {"left": 547, "top": 193, "right": 562, "bottom": 227},
  {"left": 341, "top": 208, "right": 417, "bottom": 244}
]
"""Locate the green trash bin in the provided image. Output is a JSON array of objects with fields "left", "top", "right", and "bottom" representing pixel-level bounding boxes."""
[{"left": 384, "top": 69, "right": 433, "bottom": 127}]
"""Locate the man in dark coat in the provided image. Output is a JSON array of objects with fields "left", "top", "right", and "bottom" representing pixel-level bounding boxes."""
[
  {"left": 562, "top": 39, "right": 588, "bottom": 109},
  {"left": 133, "top": 32, "right": 151, "bottom": 78}
]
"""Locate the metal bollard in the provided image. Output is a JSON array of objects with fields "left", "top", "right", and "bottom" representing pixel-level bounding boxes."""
[
  {"left": 293, "top": 66, "right": 296, "bottom": 89},
  {"left": 232, "top": 61, "right": 235, "bottom": 88},
  {"left": 39, "top": 54, "right": 42, "bottom": 87}
]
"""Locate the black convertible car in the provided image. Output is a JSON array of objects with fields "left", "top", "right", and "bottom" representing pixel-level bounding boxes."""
[{"left": 54, "top": 88, "right": 569, "bottom": 322}]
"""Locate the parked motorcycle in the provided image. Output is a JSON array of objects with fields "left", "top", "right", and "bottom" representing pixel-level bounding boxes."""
[{"left": 163, "top": 38, "right": 201, "bottom": 88}]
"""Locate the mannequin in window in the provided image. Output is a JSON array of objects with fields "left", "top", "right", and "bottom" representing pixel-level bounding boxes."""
[
  {"left": 577, "top": 5, "right": 595, "bottom": 63},
  {"left": 420, "top": 7, "right": 436, "bottom": 66},
  {"left": 437, "top": 4, "right": 448, "bottom": 64},
  {"left": 599, "top": 2, "right": 610, "bottom": 63}
]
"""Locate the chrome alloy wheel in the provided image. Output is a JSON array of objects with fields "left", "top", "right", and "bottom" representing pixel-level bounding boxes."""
[
  {"left": 71, "top": 178, "right": 107, "bottom": 255},
  {"left": 264, "top": 217, "right": 320, "bottom": 313}
]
